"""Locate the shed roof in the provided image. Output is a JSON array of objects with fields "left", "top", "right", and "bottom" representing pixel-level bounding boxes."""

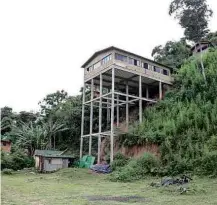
[
  {"left": 34, "top": 150, "right": 63, "bottom": 156},
  {"left": 43, "top": 155, "right": 74, "bottom": 159},
  {"left": 81, "top": 46, "right": 173, "bottom": 71}
]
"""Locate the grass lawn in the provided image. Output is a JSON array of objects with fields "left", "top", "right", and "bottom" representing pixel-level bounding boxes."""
[{"left": 1, "top": 168, "right": 217, "bottom": 205}]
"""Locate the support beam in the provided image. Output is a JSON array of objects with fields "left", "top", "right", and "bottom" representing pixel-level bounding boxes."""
[
  {"left": 89, "top": 78, "right": 94, "bottom": 155},
  {"left": 80, "top": 83, "right": 86, "bottom": 159},
  {"left": 159, "top": 81, "right": 162, "bottom": 100},
  {"left": 126, "top": 82, "right": 129, "bottom": 130},
  {"left": 115, "top": 91, "right": 157, "bottom": 103},
  {"left": 110, "top": 68, "right": 115, "bottom": 163},
  {"left": 139, "top": 75, "right": 142, "bottom": 123},
  {"left": 98, "top": 74, "right": 102, "bottom": 164}
]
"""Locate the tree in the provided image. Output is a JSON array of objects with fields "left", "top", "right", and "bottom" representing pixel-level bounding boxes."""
[
  {"left": 12, "top": 122, "right": 46, "bottom": 156},
  {"left": 169, "top": 0, "right": 213, "bottom": 42},
  {"left": 1, "top": 107, "right": 15, "bottom": 135},
  {"left": 16, "top": 111, "right": 39, "bottom": 124},
  {"left": 42, "top": 119, "right": 68, "bottom": 149},
  {"left": 38, "top": 90, "right": 68, "bottom": 117},
  {"left": 152, "top": 38, "right": 191, "bottom": 70}
]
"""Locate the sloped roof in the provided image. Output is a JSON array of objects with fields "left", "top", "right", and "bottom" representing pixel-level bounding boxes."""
[
  {"left": 81, "top": 46, "right": 173, "bottom": 71},
  {"left": 42, "top": 154, "right": 74, "bottom": 158},
  {"left": 34, "top": 150, "right": 63, "bottom": 156}
]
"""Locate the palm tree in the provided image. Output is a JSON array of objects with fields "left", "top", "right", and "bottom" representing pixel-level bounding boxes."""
[{"left": 42, "top": 119, "right": 68, "bottom": 149}]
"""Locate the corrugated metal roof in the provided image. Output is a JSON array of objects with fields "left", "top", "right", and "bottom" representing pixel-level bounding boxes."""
[
  {"left": 42, "top": 155, "right": 74, "bottom": 158},
  {"left": 34, "top": 150, "right": 63, "bottom": 156}
]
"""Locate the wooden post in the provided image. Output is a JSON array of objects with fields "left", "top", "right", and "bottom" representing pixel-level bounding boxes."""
[
  {"left": 98, "top": 73, "right": 102, "bottom": 164},
  {"left": 159, "top": 81, "right": 162, "bottom": 100},
  {"left": 139, "top": 75, "right": 142, "bottom": 123},
  {"left": 89, "top": 79, "right": 94, "bottom": 155},
  {"left": 126, "top": 82, "right": 129, "bottom": 130},
  {"left": 80, "top": 83, "right": 86, "bottom": 159},
  {"left": 110, "top": 68, "right": 115, "bottom": 163}
]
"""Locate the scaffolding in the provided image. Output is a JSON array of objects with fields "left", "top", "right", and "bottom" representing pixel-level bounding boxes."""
[{"left": 80, "top": 65, "right": 165, "bottom": 163}]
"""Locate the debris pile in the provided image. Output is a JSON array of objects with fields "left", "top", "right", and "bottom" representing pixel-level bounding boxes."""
[{"left": 90, "top": 164, "right": 112, "bottom": 174}]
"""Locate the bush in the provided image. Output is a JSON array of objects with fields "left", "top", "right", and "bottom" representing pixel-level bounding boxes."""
[
  {"left": 109, "top": 153, "right": 160, "bottom": 182},
  {"left": 1, "top": 151, "right": 35, "bottom": 171},
  {"left": 2, "top": 168, "right": 13, "bottom": 175},
  {"left": 111, "top": 153, "right": 129, "bottom": 171},
  {"left": 200, "top": 151, "right": 217, "bottom": 176}
]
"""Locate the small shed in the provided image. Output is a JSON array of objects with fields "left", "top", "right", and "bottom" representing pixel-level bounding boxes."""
[
  {"left": 34, "top": 150, "right": 74, "bottom": 172},
  {"left": 1, "top": 139, "right": 12, "bottom": 153}
]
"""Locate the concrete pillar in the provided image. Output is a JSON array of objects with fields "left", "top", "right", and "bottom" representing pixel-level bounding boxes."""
[
  {"left": 80, "top": 83, "right": 86, "bottom": 159},
  {"left": 89, "top": 79, "right": 94, "bottom": 155},
  {"left": 126, "top": 82, "right": 129, "bottom": 130},
  {"left": 139, "top": 75, "right": 142, "bottom": 123},
  {"left": 159, "top": 81, "right": 162, "bottom": 100},
  {"left": 110, "top": 68, "right": 115, "bottom": 163},
  {"left": 98, "top": 73, "right": 102, "bottom": 164},
  {"left": 146, "top": 86, "right": 149, "bottom": 99}
]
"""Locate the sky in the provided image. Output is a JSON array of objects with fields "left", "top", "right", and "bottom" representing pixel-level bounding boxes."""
[{"left": 0, "top": 0, "right": 217, "bottom": 112}]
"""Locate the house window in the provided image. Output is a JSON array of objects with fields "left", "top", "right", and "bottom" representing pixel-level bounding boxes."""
[
  {"left": 115, "top": 53, "right": 128, "bottom": 62},
  {"left": 163, "top": 69, "right": 169, "bottom": 76},
  {"left": 102, "top": 54, "right": 112, "bottom": 65},
  {"left": 142, "top": 62, "right": 148, "bottom": 69},
  {"left": 48, "top": 158, "right": 52, "bottom": 164},
  {"left": 129, "top": 58, "right": 140, "bottom": 66},
  {"left": 154, "top": 66, "right": 161, "bottom": 73},
  {"left": 93, "top": 61, "right": 101, "bottom": 70}
]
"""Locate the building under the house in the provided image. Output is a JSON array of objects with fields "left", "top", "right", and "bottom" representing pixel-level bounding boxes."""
[{"left": 80, "top": 46, "right": 173, "bottom": 163}]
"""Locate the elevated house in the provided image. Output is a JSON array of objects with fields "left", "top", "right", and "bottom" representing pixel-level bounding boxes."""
[{"left": 80, "top": 46, "right": 174, "bottom": 163}]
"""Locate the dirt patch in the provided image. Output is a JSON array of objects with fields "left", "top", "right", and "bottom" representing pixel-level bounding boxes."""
[{"left": 85, "top": 195, "right": 150, "bottom": 203}]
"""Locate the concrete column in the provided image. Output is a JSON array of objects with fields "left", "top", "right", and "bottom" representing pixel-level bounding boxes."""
[
  {"left": 139, "top": 75, "right": 142, "bottom": 123},
  {"left": 80, "top": 83, "right": 86, "bottom": 159},
  {"left": 98, "top": 74, "right": 102, "bottom": 164},
  {"left": 146, "top": 86, "right": 149, "bottom": 99},
  {"left": 116, "top": 94, "right": 119, "bottom": 127},
  {"left": 110, "top": 68, "right": 115, "bottom": 163},
  {"left": 107, "top": 89, "right": 110, "bottom": 126},
  {"left": 159, "top": 81, "right": 162, "bottom": 100},
  {"left": 89, "top": 79, "right": 94, "bottom": 155},
  {"left": 126, "top": 82, "right": 129, "bottom": 130}
]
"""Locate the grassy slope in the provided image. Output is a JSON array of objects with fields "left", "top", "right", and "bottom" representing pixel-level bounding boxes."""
[{"left": 1, "top": 168, "right": 217, "bottom": 205}]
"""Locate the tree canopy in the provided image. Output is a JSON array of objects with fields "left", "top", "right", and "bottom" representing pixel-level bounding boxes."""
[{"left": 169, "top": 0, "right": 213, "bottom": 42}]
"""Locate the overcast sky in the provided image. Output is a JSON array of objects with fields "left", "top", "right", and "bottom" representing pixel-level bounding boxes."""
[{"left": 0, "top": 0, "right": 217, "bottom": 112}]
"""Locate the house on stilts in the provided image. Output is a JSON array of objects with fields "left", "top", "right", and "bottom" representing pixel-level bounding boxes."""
[{"left": 80, "top": 46, "right": 173, "bottom": 163}]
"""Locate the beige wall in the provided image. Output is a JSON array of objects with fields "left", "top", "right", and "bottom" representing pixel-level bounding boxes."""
[{"left": 83, "top": 48, "right": 173, "bottom": 85}]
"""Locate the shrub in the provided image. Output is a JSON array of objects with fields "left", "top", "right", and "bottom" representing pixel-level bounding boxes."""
[
  {"left": 109, "top": 153, "right": 160, "bottom": 182},
  {"left": 111, "top": 153, "right": 129, "bottom": 171},
  {"left": 1, "top": 151, "right": 35, "bottom": 171},
  {"left": 200, "top": 151, "right": 217, "bottom": 176},
  {"left": 2, "top": 168, "right": 13, "bottom": 175}
]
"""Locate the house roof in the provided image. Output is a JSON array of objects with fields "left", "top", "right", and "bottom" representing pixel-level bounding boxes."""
[
  {"left": 1, "top": 139, "right": 11, "bottom": 143},
  {"left": 191, "top": 41, "right": 213, "bottom": 51},
  {"left": 34, "top": 150, "right": 74, "bottom": 158},
  {"left": 34, "top": 150, "right": 63, "bottom": 156},
  {"left": 81, "top": 46, "right": 173, "bottom": 71},
  {"left": 42, "top": 155, "right": 74, "bottom": 159}
]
